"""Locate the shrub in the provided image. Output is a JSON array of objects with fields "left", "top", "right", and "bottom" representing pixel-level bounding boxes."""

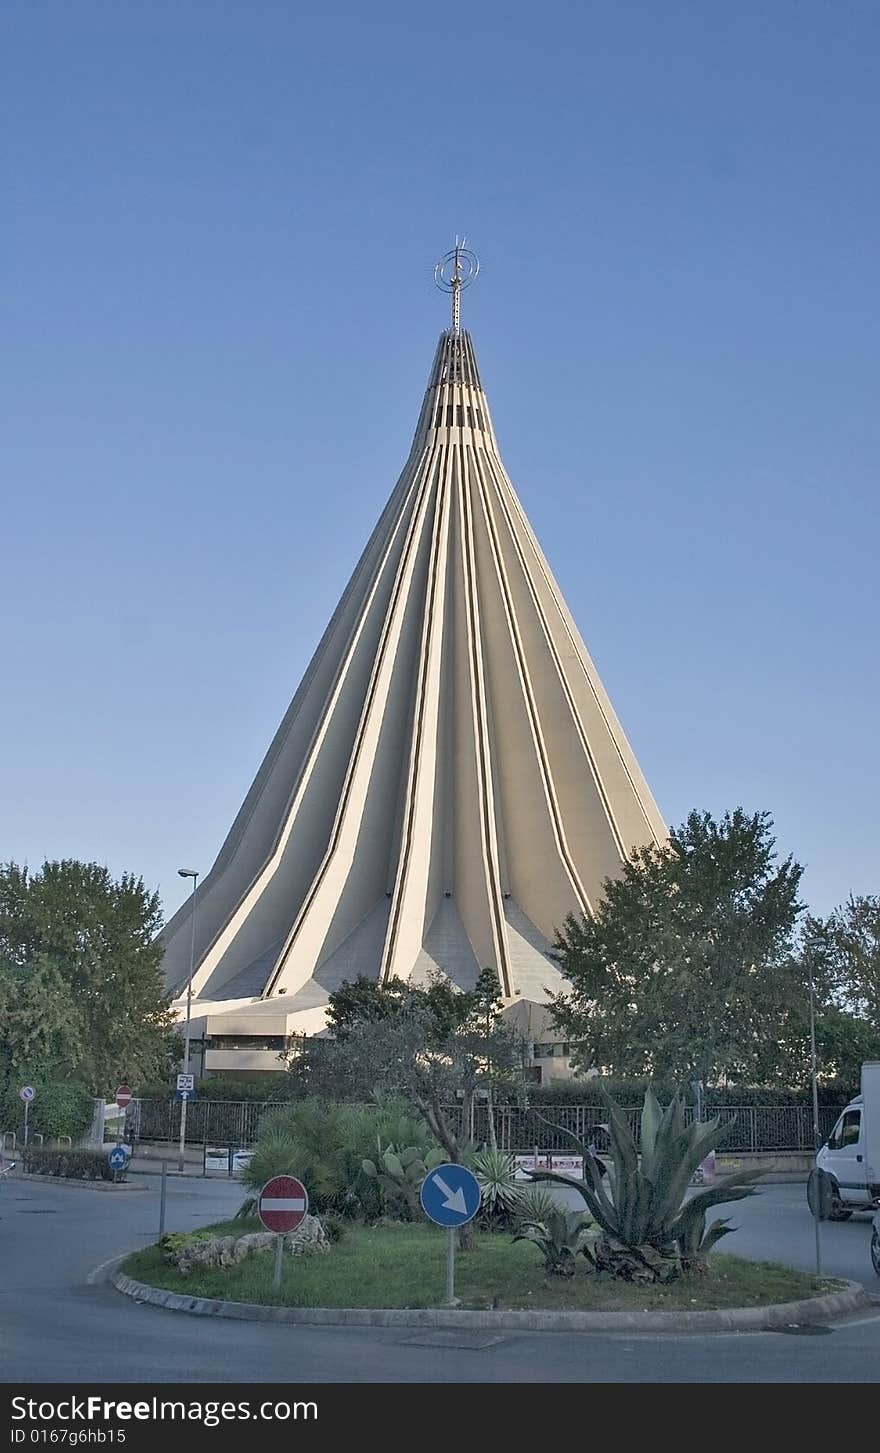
[
  {"left": 243, "top": 1097, "right": 439, "bottom": 1220},
  {"left": 512, "top": 1209, "right": 599, "bottom": 1277},
  {"left": 520, "top": 1078, "right": 854, "bottom": 1108},
  {"left": 22, "top": 1147, "right": 122, "bottom": 1181},
  {"left": 361, "top": 1144, "right": 446, "bottom": 1219},
  {"left": 245, "top": 1102, "right": 368, "bottom": 1216},
  {"left": 513, "top": 1185, "right": 559, "bottom": 1227},
  {"left": 195, "top": 1077, "right": 294, "bottom": 1103},
  {"left": 320, "top": 1211, "right": 346, "bottom": 1243},
  {"left": 31, "top": 1083, "right": 94, "bottom": 1141},
  {"left": 469, "top": 1147, "right": 523, "bottom": 1229},
  {"left": 0, "top": 1081, "right": 93, "bottom": 1143},
  {"left": 531, "top": 1087, "right": 762, "bottom": 1282}
]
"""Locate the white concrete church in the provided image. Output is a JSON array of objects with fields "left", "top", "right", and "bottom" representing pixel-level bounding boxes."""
[{"left": 160, "top": 247, "right": 666, "bottom": 1078}]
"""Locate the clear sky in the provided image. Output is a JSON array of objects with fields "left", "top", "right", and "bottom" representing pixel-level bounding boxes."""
[{"left": 2, "top": 2, "right": 878, "bottom": 926}]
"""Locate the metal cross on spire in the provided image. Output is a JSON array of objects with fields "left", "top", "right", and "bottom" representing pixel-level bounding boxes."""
[{"left": 434, "top": 237, "right": 479, "bottom": 335}]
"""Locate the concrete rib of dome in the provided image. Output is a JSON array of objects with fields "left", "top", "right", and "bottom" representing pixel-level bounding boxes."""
[{"left": 159, "top": 328, "right": 666, "bottom": 1045}]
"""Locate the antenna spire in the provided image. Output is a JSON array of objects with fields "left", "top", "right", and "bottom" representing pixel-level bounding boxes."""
[{"left": 434, "top": 237, "right": 479, "bottom": 335}]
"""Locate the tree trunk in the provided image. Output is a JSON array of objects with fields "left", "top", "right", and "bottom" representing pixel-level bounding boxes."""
[
  {"left": 417, "top": 1097, "right": 476, "bottom": 1250},
  {"left": 486, "top": 1083, "right": 497, "bottom": 1151}
]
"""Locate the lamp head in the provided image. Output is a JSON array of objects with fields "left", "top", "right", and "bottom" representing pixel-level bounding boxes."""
[{"left": 178, "top": 868, "right": 199, "bottom": 880}]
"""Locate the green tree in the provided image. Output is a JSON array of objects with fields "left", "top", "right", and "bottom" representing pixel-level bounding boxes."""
[
  {"left": 804, "top": 895, "right": 880, "bottom": 1025},
  {"left": 550, "top": 809, "right": 804, "bottom": 1086},
  {"left": 0, "top": 860, "right": 178, "bottom": 1096},
  {"left": 291, "top": 970, "right": 523, "bottom": 1159},
  {"left": 0, "top": 953, "right": 85, "bottom": 1086},
  {"left": 814, "top": 1007, "right": 880, "bottom": 1086}
]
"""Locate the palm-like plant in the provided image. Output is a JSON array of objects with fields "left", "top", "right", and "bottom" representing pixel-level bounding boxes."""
[
  {"left": 469, "top": 1147, "right": 523, "bottom": 1229},
  {"left": 514, "top": 1185, "right": 560, "bottom": 1228},
  {"left": 513, "top": 1208, "right": 600, "bottom": 1277},
  {"left": 530, "top": 1088, "right": 762, "bottom": 1282}
]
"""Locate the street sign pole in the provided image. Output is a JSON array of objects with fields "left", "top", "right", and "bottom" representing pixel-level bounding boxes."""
[
  {"left": 19, "top": 1087, "right": 36, "bottom": 1147},
  {"left": 114, "top": 1086, "right": 132, "bottom": 1180},
  {"left": 808, "top": 951, "right": 823, "bottom": 1277},
  {"left": 159, "top": 1160, "right": 167, "bottom": 1237},
  {"left": 419, "top": 1162, "right": 480, "bottom": 1308},
  {"left": 445, "top": 1227, "right": 458, "bottom": 1308},
  {"left": 273, "top": 1232, "right": 285, "bottom": 1293}
]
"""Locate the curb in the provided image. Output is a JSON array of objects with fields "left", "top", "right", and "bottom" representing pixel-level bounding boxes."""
[
  {"left": 112, "top": 1271, "right": 868, "bottom": 1333},
  {"left": 16, "top": 1173, "right": 146, "bottom": 1193}
]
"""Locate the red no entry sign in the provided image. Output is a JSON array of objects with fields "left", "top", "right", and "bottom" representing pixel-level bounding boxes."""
[
  {"left": 258, "top": 1175, "right": 309, "bottom": 1234},
  {"left": 115, "top": 1085, "right": 132, "bottom": 1109}
]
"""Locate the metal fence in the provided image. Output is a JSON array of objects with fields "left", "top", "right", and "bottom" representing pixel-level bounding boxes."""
[{"left": 127, "top": 1098, "right": 841, "bottom": 1154}]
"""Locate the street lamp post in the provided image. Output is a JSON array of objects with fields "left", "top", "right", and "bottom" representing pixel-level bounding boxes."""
[
  {"left": 806, "top": 934, "right": 823, "bottom": 1277},
  {"left": 177, "top": 868, "right": 199, "bottom": 1174}
]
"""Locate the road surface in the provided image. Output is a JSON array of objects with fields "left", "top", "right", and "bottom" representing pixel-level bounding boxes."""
[{"left": 1, "top": 1171, "right": 877, "bottom": 1383}]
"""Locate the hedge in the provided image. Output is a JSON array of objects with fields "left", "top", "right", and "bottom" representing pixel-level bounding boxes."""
[
  {"left": 0, "top": 1081, "right": 94, "bottom": 1142},
  {"left": 21, "top": 1147, "right": 123, "bottom": 1181},
  {"left": 519, "top": 1081, "right": 859, "bottom": 1110},
  {"left": 524, "top": 1079, "right": 856, "bottom": 1108},
  {"left": 135, "top": 1076, "right": 291, "bottom": 1104}
]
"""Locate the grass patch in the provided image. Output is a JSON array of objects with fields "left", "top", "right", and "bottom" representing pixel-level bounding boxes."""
[{"left": 121, "top": 1223, "right": 839, "bottom": 1312}]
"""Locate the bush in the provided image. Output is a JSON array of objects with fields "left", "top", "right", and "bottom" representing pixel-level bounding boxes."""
[
  {"left": 21, "top": 1147, "right": 122, "bottom": 1181},
  {"left": 195, "top": 1077, "right": 295, "bottom": 1103},
  {"left": 242, "top": 1097, "right": 439, "bottom": 1220},
  {"left": 519, "top": 1078, "right": 855, "bottom": 1108},
  {"left": 0, "top": 1081, "right": 93, "bottom": 1144},
  {"left": 320, "top": 1211, "right": 346, "bottom": 1243},
  {"left": 31, "top": 1083, "right": 94, "bottom": 1141}
]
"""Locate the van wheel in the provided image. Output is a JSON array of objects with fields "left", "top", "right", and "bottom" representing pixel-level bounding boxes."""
[{"left": 871, "top": 1231, "right": 880, "bottom": 1277}]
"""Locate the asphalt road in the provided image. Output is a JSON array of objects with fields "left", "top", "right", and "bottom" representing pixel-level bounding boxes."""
[{"left": 1, "top": 1172, "right": 878, "bottom": 1384}]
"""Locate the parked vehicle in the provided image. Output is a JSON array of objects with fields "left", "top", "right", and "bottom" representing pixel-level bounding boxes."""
[
  {"left": 809, "top": 1062, "right": 880, "bottom": 1220},
  {"left": 872, "top": 1208, "right": 880, "bottom": 1277}
]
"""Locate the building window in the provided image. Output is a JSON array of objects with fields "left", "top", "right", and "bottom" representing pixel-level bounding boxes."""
[
  {"left": 532, "top": 1042, "right": 571, "bottom": 1059},
  {"left": 207, "top": 1035, "right": 286, "bottom": 1052}
]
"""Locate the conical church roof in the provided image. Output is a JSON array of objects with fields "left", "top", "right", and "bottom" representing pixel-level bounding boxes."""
[{"left": 161, "top": 293, "right": 666, "bottom": 1046}]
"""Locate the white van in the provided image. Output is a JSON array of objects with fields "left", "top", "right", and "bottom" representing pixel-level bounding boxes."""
[{"left": 813, "top": 1062, "right": 880, "bottom": 1219}]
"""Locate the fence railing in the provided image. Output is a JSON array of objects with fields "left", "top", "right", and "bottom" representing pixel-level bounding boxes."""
[{"left": 127, "top": 1098, "right": 841, "bottom": 1154}]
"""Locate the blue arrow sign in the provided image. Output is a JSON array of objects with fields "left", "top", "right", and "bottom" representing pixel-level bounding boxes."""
[
  {"left": 419, "top": 1162, "right": 481, "bottom": 1228},
  {"left": 107, "top": 1146, "right": 129, "bottom": 1172},
  {"left": 175, "top": 1088, "right": 196, "bottom": 1102}
]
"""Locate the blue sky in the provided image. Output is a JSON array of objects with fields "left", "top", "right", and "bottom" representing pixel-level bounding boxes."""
[{"left": 2, "top": 1, "right": 877, "bottom": 924}]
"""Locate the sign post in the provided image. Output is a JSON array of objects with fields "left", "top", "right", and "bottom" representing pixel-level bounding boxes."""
[
  {"left": 19, "top": 1086, "right": 35, "bottom": 1147},
  {"left": 419, "top": 1162, "right": 481, "bottom": 1308},
  {"left": 114, "top": 1086, "right": 132, "bottom": 1150},
  {"left": 176, "top": 1074, "right": 195, "bottom": 1172},
  {"left": 258, "top": 1174, "right": 309, "bottom": 1294}
]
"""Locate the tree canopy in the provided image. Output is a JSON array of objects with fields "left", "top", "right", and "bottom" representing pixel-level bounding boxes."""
[
  {"left": 0, "top": 859, "right": 179, "bottom": 1099},
  {"left": 288, "top": 967, "right": 524, "bottom": 1160},
  {"left": 550, "top": 809, "right": 806, "bottom": 1086}
]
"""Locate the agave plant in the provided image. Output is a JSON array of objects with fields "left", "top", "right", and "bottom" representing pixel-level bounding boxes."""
[
  {"left": 513, "top": 1208, "right": 600, "bottom": 1277},
  {"left": 513, "top": 1185, "right": 560, "bottom": 1228},
  {"left": 362, "top": 1143, "right": 447, "bottom": 1218},
  {"left": 469, "top": 1147, "right": 523, "bottom": 1229},
  {"left": 529, "top": 1088, "right": 762, "bottom": 1282}
]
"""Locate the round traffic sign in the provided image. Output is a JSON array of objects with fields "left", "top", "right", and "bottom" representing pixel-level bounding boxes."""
[
  {"left": 257, "top": 1175, "right": 309, "bottom": 1234},
  {"left": 419, "top": 1162, "right": 481, "bottom": 1227},
  {"left": 107, "top": 1146, "right": 130, "bottom": 1172},
  {"left": 807, "top": 1167, "right": 833, "bottom": 1221},
  {"left": 19, "top": 1086, "right": 35, "bottom": 1103},
  {"left": 115, "top": 1085, "right": 132, "bottom": 1109}
]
